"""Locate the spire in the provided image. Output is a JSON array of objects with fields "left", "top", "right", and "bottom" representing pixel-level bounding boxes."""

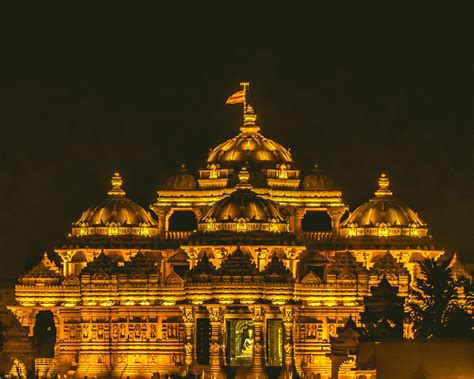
[
  {"left": 241, "top": 103, "right": 261, "bottom": 133},
  {"left": 374, "top": 173, "right": 393, "bottom": 197},
  {"left": 107, "top": 172, "right": 126, "bottom": 197}
]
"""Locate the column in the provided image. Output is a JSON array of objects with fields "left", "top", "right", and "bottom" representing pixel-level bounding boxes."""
[
  {"left": 180, "top": 306, "right": 195, "bottom": 374},
  {"left": 281, "top": 306, "right": 294, "bottom": 376},
  {"left": 294, "top": 208, "right": 306, "bottom": 237},
  {"left": 285, "top": 248, "right": 301, "bottom": 279},
  {"left": 155, "top": 207, "right": 168, "bottom": 238},
  {"left": 207, "top": 306, "right": 225, "bottom": 379},
  {"left": 249, "top": 305, "right": 266, "bottom": 378},
  {"left": 328, "top": 208, "right": 345, "bottom": 236}
]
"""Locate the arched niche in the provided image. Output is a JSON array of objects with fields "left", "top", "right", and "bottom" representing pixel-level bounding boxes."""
[
  {"left": 302, "top": 211, "right": 332, "bottom": 231},
  {"left": 167, "top": 210, "right": 198, "bottom": 231},
  {"left": 33, "top": 310, "right": 56, "bottom": 358}
]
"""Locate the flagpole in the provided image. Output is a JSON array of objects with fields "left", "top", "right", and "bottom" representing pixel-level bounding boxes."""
[{"left": 240, "top": 82, "right": 249, "bottom": 118}]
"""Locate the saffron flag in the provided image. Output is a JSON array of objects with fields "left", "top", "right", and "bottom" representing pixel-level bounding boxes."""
[{"left": 225, "top": 90, "right": 245, "bottom": 104}]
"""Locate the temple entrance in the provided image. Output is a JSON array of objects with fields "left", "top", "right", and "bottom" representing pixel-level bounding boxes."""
[
  {"left": 33, "top": 311, "right": 56, "bottom": 357},
  {"left": 266, "top": 319, "right": 283, "bottom": 366},
  {"left": 226, "top": 319, "right": 254, "bottom": 366},
  {"left": 168, "top": 210, "right": 198, "bottom": 231},
  {"left": 302, "top": 211, "right": 332, "bottom": 231},
  {"left": 196, "top": 318, "right": 211, "bottom": 365}
]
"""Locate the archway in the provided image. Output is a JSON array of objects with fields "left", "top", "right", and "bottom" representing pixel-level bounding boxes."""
[
  {"left": 302, "top": 211, "right": 332, "bottom": 231},
  {"left": 168, "top": 210, "right": 198, "bottom": 231},
  {"left": 33, "top": 311, "right": 56, "bottom": 357}
]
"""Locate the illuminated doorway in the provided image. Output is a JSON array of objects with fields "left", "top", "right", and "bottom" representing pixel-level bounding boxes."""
[
  {"left": 266, "top": 319, "right": 283, "bottom": 366},
  {"left": 226, "top": 319, "right": 253, "bottom": 366}
]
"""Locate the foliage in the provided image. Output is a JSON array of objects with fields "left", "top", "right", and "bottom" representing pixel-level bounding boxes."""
[{"left": 408, "top": 258, "right": 472, "bottom": 339}]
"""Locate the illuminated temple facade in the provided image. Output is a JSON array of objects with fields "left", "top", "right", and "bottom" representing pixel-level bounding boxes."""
[{"left": 8, "top": 103, "right": 457, "bottom": 378}]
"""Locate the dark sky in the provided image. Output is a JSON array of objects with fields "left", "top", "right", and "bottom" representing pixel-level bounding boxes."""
[{"left": 0, "top": 3, "right": 472, "bottom": 278}]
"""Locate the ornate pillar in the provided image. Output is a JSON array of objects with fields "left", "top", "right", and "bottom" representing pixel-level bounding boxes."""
[
  {"left": 328, "top": 208, "right": 345, "bottom": 236},
  {"left": 281, "top": 306, "right": 295, "bottom": 376},
  {"left": 294, "top": 208, "right": 306, "bottom": 237},
  {"left": 180, "top": 306, "right": 195, "bottom": 374},
  {"left": 249, "top": 305, "right": 266, "bottom": 378},
  {"left": 155, "top": 207, "right": 168, "bottom": 238},
  {"left": 285, "top": 248, "right": 301, "bottom": 279},
  {"left": 207, "top": 306, "right": 225, "bottom": 379}
]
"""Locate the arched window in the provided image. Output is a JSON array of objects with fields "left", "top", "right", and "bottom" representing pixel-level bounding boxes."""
[
  {"left": 302, "top": 211, "right": 332, "bottom": 231},
  {"left": 168, "top": 210, "right": 198, "bottom": 231},
  {"left": 33, "top": 311, "right": 56, "bottom": 357}
]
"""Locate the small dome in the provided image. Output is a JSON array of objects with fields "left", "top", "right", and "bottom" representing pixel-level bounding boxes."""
[
  {"left": 302, "top": 163, "right": 338, "bottom": 190},
  {"left": 72, "top": 173, "right": 158, "bottom": 237},
  {"left": 199, "top": 172, "right": 288, "bottom": 233},
  {"left": 206, "top": 106, "right": 294, "bottom": 170},
  {"left": 161, "top": 164, "right": 197, "bottom": 190},
  {"left": 340, "top": 173, "right": 428, "bottom": 238}
]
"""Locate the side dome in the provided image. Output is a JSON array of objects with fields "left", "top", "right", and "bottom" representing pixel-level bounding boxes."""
[
  {"left": 199, "top": 172, "right": 288, "bottom": 233},
  {"left": 302, "top": 163, "right": 338, "bottom": 190},
  {"left": 72, "top": 173, "right": 158, "bottom": 237},
  {"left": 340, "top": 173, "right": 428, "bottom": 238},
  {"left": 161, "top": 164, "right": 197, "bottom": 190},
  {"left": 206, "top": 106, "right": 294, "bottom": 170}
]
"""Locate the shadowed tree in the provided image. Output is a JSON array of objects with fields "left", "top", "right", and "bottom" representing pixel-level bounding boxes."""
[{"left": 408, "top": 258, "right": 472, "bottom": 339}]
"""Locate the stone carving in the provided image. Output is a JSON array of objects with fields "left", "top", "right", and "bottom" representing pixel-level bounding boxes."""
[
  {"left": 185, "top": 342, "right": 193, "bottom": 355},
  {"left": 82, "top": 324, "right": 90, "bottom": 340},
  {"left": 211, "top": 342, "right": 221, "bottom": 354}
]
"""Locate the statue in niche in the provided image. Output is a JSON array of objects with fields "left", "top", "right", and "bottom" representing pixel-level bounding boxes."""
[
  {"left": 120, "top": 323, "right": 126, "bottom": 338},
  {"left": 150, "top": 324, "right": 157, "bottom": 339},
  {"left": 69, "top": 325, "right": 75, "bottom": 340},
  {"left": 241, "top": 328, "right": 254, "bottom": 356},
  {"left": 112, "top": 324, "right": 119, "bottom": 339},
  {"left": 82, "top": 324, "right": 89, "bottom": 339},
  {"left": 98, "top": 325, "right": 104, "bottom": 340},
  {"left": 307, "top": 324, "right": 317, "bottom": 338},
  {"left": 135, "top": 324, "right": 141, "bottom": 339}
]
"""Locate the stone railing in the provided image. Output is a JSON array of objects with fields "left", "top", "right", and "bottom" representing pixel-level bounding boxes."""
[
  {"left": 166, "top": 231, "right": 193, "bottom": 240},
  {"left": 301, "top": 231, "right": 333, "bottom": 240}
]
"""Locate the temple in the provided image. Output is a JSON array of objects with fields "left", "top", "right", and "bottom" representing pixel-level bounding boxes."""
[{"left": 5, "top": 91, "right": 470, "bottom": 378}]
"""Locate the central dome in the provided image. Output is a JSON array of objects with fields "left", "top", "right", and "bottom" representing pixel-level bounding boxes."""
[
  {"left": 199, "top": 173, "right": 288, "bottom": 233},
  {"left": 206, "top": 106, "right": 294, "bottom": 170}
]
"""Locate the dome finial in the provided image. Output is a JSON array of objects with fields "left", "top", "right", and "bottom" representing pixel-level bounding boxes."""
[
  {"left": 375, "top": 173, "right": 393, "bottom": 196},
  {"left": 240, "top": 103, "right": 261, "bottom": 133},
  {"left": 108, "top": 172, "right": 126, "bottom": 196}
]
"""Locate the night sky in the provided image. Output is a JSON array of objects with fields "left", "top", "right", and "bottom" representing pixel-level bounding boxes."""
[{"left": 0, "top": 3, "right": 472, "bottom": 279}]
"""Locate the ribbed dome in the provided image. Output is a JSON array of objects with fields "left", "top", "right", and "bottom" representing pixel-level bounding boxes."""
[
  {"left": 302, "top": 163, "right": 338, "bottom": 190},
  {"left": 340, "top": 174, "right": 428, "bottom": 238},
  {"left": 199, "top": 175, "right": 288, "bottom": 233},
  {"left": 161, "top": 164, "right": 197, "bottom": 190},
  {"left": 206, "top": 107, "right": 294, "bottom": 169},
  {"left": 72, "top": 173, "right": 158, "bottom": 237}
]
